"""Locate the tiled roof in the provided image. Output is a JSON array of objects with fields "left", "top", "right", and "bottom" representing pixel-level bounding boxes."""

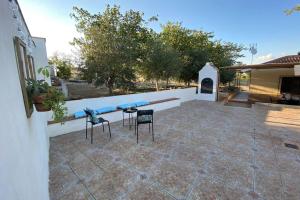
[{"left": 264, "top": 55, "right": 300, "bottom": 64}]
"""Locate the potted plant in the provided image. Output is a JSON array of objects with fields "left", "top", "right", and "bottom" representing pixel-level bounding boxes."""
[
  {"left": 26, "top": 66, "right": 67, "bottom": 122},
  {"left": 43, "top": 86, "right": 67, "bottom": 122},
  {"left": 26, "top": 78, "right": 50, "bottom": 111}
]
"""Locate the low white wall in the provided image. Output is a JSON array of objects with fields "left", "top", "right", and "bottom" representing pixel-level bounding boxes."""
[
  {"left": 47, "top": 88, "right": 197, "bottom": 137},
  {"left": 65, "top": 87, "right": 197, "bottom": 115}
]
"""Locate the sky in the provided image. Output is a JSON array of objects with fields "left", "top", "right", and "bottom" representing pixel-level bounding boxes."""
[{"left": 18, "top": 0, "right": 300, "bottom": 65}]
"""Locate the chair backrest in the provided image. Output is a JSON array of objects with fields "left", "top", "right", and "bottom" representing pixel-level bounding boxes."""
[
  {"left": 137, "top": 109, "right": 153, "bottom": 117},
  {"left": 84, "top": 108, "right": 98, "bottom": 123},
  {"left": 84, "top": 109, "right": 92, "bottom": 116}
]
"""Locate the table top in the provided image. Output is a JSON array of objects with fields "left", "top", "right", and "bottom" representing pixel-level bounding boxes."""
[{"left": 123, "top": 107, "right": 138, "bottom": 113}]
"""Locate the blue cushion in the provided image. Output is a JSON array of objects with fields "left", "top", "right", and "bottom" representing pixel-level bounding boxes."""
[
  {"left": 74, "top": 111, "right": 86, "bottom": 118},
  {"left": 95, "top": 106, "right": 116, "bottom": 114},
  {"left": 117, "top": 101, "right": 149, "bottom": 109},
  {"left": 117, "top": 103, "right": 137, "bottom": 109},
  {"left": 134, "top": 101, "right": 149, "bottom": 107}
]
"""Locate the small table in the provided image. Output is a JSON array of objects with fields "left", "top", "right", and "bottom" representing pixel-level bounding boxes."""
[{"left": 122, "top": 107, "right": 138, "bottom": 129}]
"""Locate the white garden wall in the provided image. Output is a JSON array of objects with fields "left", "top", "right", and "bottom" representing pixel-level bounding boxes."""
[
  {"left": 47, "top": 87, "right": 197, "bottom": 137},
  {"left": 65, "top": 87, "right": 197, "bottom": 115},
  {"left": 0, "top": 1, "right": 49, "bottom": 200}
]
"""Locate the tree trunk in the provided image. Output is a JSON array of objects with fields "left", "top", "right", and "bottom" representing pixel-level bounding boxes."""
[
  {"left": 187, "top": 81, "right": 190, "bottom": 87},
  {"left": 108, "top": 86, "right": 113, "bottom": 96},
  {"left": 107, "top": 77, "right": 114, "bottom": 96},
  {"left": 166, "top": 78, "right": 169, "bottom": 89},
  {"left": 155, "top": 79, "right": 159, "bottom": 91}
]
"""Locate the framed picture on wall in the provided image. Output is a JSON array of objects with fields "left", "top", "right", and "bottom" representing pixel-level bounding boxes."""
[{"left": 14, "top": 36, "right": 34, "bottom": 118}]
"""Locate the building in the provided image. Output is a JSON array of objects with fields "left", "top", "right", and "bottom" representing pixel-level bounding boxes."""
[
  {"left": 226, "top": 54, "right": 300, "bottom": 103},
  {"left": 0, "top": 0, "right": 50, "bottom": 199}
]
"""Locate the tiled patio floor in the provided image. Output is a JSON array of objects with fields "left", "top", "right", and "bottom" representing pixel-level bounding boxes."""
[{"left": 49, "top": 100, "right": 300, "bottom": 200}]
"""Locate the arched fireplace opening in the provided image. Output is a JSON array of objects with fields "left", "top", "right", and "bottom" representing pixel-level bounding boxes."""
[{"left": 201, "top": 78, "right": 213, "bottom": 94}]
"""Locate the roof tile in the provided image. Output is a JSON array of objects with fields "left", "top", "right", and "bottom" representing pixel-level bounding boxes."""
[{"left": 264, "top": 55, "right": 300, "bottom": 64}]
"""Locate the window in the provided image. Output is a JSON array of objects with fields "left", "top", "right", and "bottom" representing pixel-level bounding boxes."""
[
  {"left": 201, "top": 78, "right": 213, "bottom": 94},
  {"left": 280, "top": 77, "right": 300, "bottom": 95},
  {"left": 14, "top": 37, "right": 34, "bottom": 118},
  {"left": 27, "top": 55, "right": 36, "bottom": 80}
]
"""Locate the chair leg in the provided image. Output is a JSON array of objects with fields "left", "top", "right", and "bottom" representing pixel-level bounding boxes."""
[
  {"left": 129, "top": 113, "right": 132, "bottom": 130},
  {"left": 107, "top": 121, "right": 111, "bottom": 139},
  {"left": 136, "top": 124, "right": 139, "bottom": 144},
  {"left": 152, "top": 122, "right": 154, "bottom": 142},
  {"left": 134, "top": 120, "right": 136, "bottom": 135},
  {"left": 91, "top": 125, "right": 93, "bottom": 144},
  {"left": 149, "top": 123, "right": 150, "bottom": 133},
  {"left": 122, "top": 111, "right": 124, "bottom": 126},
  {"left": 85, "top": 120, "right": 88, "bottom": 139},
  {"left": 102, "top": 122, "right": 105, "bottom": 132}
]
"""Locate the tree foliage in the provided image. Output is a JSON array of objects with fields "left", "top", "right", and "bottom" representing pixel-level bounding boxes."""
[
  {"left": 71, "top": 5, "right": 151, "bottom": 94},
  {"left": 71, "top": 5, "right": 245, "bottom": 92},
  {"left": 161, "top": 22, "right": 244, "bottom": 85},
  {"left": 285, "top": 4, "right": 300, "bottom": 15},
  {"left": 48, "top": 55, "right": 72, "bottom": 80},
  {"left": 139, "top": 35, "right": 181, "bottom": 90}
]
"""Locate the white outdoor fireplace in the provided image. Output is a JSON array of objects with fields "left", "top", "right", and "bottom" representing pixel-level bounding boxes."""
[{"left": 197, "top": 62, "right": 219, "bottom": 101}]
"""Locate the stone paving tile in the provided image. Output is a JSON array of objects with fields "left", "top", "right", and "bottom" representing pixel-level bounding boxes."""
[
  {"left": 49, "top": 100, "right": 300, "bottom": 200},
  {"left": 125, "top": 182, "right": 175, "bottom": 200},
  {"left": 255, "top": 170, "right": 282, "bottom": 200},
  {"left": 123, "top": 146, "right": 162, "bottom": 172},
  {"left": 59, "top": 182, "right": 94, "bottom": 200},
  {"left": 84, "top": 148, "right": 115, "bottom": 170},
  {"left": 283, "top": 177, "right": 300, "bottom": 200},
  {"left": 188, "top": 175, "right": 251, "bottom": 200},
  {"left": 86, "top": 165, "right": 139, "bottom": 200},
  {"left": 49, "top": 165, "right": 79, "bottom": 200},
  {"left": 150, "top": 160, "right": 198, "bottom": 199},
  {"left": 68, "top": 152, "right": 104, "bottom": 181}
]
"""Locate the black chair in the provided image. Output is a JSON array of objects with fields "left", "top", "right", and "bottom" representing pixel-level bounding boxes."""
[
  {"left": 134, "top": 109, "right": 154, "bottom": 143},
  {"left": 84, "top": 109, "right": 111, "bottom": 144}
]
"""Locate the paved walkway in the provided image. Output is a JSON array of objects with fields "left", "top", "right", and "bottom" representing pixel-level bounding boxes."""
[
  {"left": 49, "top": 100, "right": 300, "bottom": 200},
  {"left": 231, "top": 91, "right": 249, "bottom": 102}
]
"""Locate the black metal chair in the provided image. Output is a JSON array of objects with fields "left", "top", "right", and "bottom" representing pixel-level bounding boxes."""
[
  {"left": 84, "top": 109, "right": 111, "bottom": 144},
  {"left": 134, "top": 109, "right": 154, "bottom": 143}
]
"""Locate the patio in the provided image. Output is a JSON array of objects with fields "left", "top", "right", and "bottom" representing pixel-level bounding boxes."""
[{"left": 49, "top": 100, "right": 300, "bottom": 200}]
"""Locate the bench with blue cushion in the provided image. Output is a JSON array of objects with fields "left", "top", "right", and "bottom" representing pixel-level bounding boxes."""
[
  {"left": 48, "top": 98, "right": 179, "bottom": 125},
  {"left": 74, "top": 106, "right": 117, "bottom": 119},
  {"left": 74, "top": 111, "right": 86, "bottom": 118},
  {"left": 134, "top": 101, "right": 149, "bottom": 107},
  {"left": 95, "top": 106, "right": 117, "bottom": 114},
  {"left": 117, "top": 101, "right": 149, "bottom": 109}
]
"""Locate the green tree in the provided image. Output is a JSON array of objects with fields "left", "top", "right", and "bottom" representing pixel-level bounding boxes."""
[
  {"left": 161, "top": 22, "right": 214, "bottom": 85},
  {"left": 139, "top": 36, "right": 181, "bottom": 91},
  {"left": 219, "top": 69, "right": 235, "bottom": 86},
  {"left": 71, "top": 5, "right": 151, "bottom": 95},
  {"left": 208, "top": 41, "right": 244, "bottom": 84},
  {"left": 48, "top": 55, "right": 72, "bottom": 80}
]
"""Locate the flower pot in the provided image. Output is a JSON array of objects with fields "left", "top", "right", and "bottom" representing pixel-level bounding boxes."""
[
  {"left": 33, "top": 94, "right": 47, "bottom": 104},
  {"left": 32, "top": 94, "right": 50, "bottom": 112},
  {"left": 34, "top": 103, "right": 51, "bottom": 112}
]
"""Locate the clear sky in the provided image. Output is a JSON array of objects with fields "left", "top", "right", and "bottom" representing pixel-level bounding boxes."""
[{"left": 19, "top": 0, "right": 300, "bottom": 64}]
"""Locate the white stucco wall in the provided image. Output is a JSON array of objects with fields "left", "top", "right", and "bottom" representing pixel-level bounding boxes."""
[
  {"left": 197, "top": 62, "right": 219, "bottom": 101},
  {"left": 0, "top": 1, "right": 49, "bottom": 200},
  {"left": 47, "top": 87, "right": 197, "bottom": 137},
  {"left": 32, "top": 37, "right": 50, "bottom": 83}
]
